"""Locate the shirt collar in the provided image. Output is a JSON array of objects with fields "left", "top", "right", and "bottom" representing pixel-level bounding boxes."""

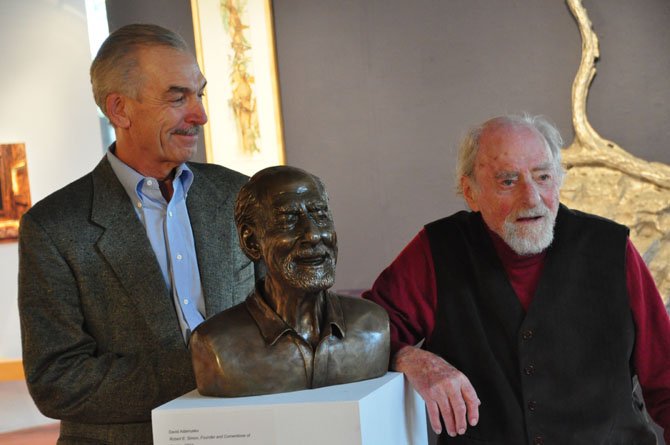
[
  {"left": 106, "top": 143, "right": 194, "bottom": 202},
  {"left": 245, "top": 280, "right": 346, "bottom": 346}
]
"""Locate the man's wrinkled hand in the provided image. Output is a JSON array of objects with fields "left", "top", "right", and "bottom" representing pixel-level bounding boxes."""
[{"left": 392, "top": 346, "right": 480, "bottom": 437}]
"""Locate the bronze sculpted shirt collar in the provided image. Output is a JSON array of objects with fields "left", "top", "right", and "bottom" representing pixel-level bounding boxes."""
[{"left": 245, "top": 280, "right": 346, "bottom": 346}]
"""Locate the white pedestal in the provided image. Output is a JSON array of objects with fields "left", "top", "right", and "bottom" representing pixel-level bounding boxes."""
[{"left": 152, "top": 372, "right": 427, "bottom": 445}]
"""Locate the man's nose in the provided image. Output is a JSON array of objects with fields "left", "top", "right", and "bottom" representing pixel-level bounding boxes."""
[
  {"left": 519, "top": 179, "right": 540, "bottom": 206},
  {"left": 186, "top": 97, "right": 208, "bottom": 126}
]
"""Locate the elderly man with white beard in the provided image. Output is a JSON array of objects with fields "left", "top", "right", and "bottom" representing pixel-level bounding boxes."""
[
  {"left": 364, "top": 114, "right": 670, "bottom": 445},
  {"left": 190, "top": 165, "right": 390, "bottom": 397}
]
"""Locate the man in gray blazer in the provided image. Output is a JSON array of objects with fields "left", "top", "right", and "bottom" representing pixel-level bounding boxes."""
[{"left": 18, "top": 24, "right": 254, "bottom": 444}]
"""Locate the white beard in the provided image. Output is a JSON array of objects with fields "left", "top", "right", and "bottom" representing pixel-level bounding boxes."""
[{"left": 501, "top": 205, "right": 557, "bottom": 255}]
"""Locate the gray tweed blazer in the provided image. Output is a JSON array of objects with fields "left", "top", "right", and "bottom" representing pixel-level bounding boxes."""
[{"left": 18, "top": 157, "right": 254, "bottom": 444}]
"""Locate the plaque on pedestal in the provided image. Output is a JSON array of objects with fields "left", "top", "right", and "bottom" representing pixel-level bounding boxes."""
[{"left": 152, "top": 372, "right": 427, "bottom": 445}]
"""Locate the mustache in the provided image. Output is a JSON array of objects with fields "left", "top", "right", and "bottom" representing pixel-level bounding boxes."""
[
  {"left": 173, "top": 126, "right": 201, "bottom": 136},
  {"left": 513, "top": 205, "right": 549, "bottom": 219}
]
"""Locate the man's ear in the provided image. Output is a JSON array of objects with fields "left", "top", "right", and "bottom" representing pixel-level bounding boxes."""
[
  {"left": 461, "top": 175, "right": 479, "bottom": 211},
  {"left": 239, "top": 224, "right": 262, "bottom": 262},
  {"left": 105, "top": 93, "right": 131, "bottom": 129}
]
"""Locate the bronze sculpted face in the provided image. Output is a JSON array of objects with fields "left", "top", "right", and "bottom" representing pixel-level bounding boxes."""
[
  {"left": 259, "top": 174, "right": 337, "bottom": 291},
  {"left": 238, "top": 167, "right": 338, "bottom": 292}
]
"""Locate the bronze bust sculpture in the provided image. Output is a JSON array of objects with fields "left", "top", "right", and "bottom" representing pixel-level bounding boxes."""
[{"left": 190, "top": 166, "right": 390, "bottom": 397}]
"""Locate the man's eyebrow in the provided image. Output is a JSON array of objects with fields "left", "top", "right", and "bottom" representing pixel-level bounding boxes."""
[
  {"left": 532, "top": 162, "right": 554, "bottom": 172},
  {"left": 495, "top": 171, "right": 519, "bottom": 180},
  {"left": 164, "top": 81, "right": 207, "bottom": 96},
  {"left": 494, "top": 163, "right": 554, "bottom": 180},
  {"left": 165, "top": 86, "right": 191, "bottom": 96}
]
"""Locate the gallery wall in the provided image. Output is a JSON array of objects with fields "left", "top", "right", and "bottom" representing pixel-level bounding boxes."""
[
  {"left": 0, "top": 0, "right": 103, "bottom": 359},
  {"left": 272, "top": 0, "right": 670, "bottom": 291},
  {"left": 0, "top": 0, "right": 103, "bottom": 432}
]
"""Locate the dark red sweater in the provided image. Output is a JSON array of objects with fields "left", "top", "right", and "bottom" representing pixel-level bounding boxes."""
[{"left": 364, "top": 228, "right": 670, "bottom": 441}]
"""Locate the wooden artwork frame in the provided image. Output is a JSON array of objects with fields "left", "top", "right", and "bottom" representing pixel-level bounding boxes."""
[
  {"left": 0, "top": 143, "right": 31, "bottom": 242},
  {"left": 191, "top": 0, "right": 285, "bottom": 176}
]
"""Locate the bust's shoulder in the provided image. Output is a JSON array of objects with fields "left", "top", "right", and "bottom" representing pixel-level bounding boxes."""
[
  {"left": 330, "top": 293, "right": 390, "bottom": 377},
  {"left": 331, "top": 293, "right": 390, "bottom": 327},
  {"left": 193, "top": 302, "right": 254, "bottom": 339},
  {"left": 334, "top": 293, "right": 386, "bottom": 310}
]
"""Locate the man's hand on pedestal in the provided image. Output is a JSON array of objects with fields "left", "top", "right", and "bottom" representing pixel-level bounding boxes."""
[{"left": 392, "top": 345, "right": 480, "bottom": 437}]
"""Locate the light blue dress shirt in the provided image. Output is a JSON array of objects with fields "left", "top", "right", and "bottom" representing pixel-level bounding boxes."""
[{"left": 107, "top": 149, "right": 205, "bottom": 343}]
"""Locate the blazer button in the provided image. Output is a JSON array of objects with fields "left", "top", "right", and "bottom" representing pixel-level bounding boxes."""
[
  {"left": 522, "top": 329, "right": 534, "bottom": 340},
  {"left": 533, "top": 435, "right": 544, "bottom": 445},
  {"left": 524, "top": 364, "right": 535, "bottom": 375},
  {"left": 528, "top": 400, "right": 537, "bottom": 411}
]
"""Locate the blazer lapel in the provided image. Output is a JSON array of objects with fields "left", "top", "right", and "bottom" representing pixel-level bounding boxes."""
[
  {"left": 186, "top": 166, "right": 238, "bottom": 317},
  {"left": 89, "top": 158, "right": 183, "bottom": 346}
]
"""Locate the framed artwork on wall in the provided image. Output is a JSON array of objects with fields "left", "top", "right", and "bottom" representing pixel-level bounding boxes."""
[
  {"left": 0, "top": 143, "right": 31, "bottom": 242},
  {"left": 191, "top": 0, "right": 285, "bottom": 176}
]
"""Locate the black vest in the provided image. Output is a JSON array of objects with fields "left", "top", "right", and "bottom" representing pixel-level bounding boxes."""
[{"left": 424, "top": 205, "right": 656, "bottom": 445}]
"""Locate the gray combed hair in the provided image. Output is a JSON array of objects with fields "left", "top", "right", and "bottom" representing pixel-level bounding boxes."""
[
  {"left": 455, "top": 113, "right": 565, "bottom": 195},
  {"left": 90, "top": 23, "right": 190, "bottom": 117}
]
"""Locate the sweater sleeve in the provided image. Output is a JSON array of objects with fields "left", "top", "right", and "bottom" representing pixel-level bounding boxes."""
[
  {"left": 362, "top": 229, "right": 438, "bottom": 355},
  {"left": 627, "top": 239, "right": 670, "bottom": 442}
]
